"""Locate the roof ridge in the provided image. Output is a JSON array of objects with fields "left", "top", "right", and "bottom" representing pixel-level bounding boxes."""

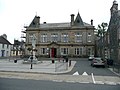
[{"left": 0, "top": 36, "right": 12, "bottom": 45}]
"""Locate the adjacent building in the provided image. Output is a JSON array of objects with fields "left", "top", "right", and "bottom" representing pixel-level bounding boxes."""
[
  {"left": 11, "top": 39, "right": 25, "bottom": 57},
  {"left": 97, "top": 0, "right": 120, "bottom": 73},
  {"left": 23, "top": 12, "right": 95, "bottom": 58},
  {"left": 108, "top": 0, "right": 120, "bottom": 72},
  {"left": 0, "top": 34, "right": 12, "bottom": 57}
]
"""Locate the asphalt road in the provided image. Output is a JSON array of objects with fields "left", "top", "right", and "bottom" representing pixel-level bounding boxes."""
[
  {"left": 0, "top": 78, "right": 119, "bottom": 90},
  {"left": 67, "top": 58, "right": 117, "bottom": 76}
]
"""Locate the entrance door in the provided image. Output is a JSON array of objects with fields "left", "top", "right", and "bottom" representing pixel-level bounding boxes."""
[
  {"left": 1, "top": 50, "right": 5, "bottom": 57},
  {"left": 51, "top": 48, "right": 57, "bottom": 58}
]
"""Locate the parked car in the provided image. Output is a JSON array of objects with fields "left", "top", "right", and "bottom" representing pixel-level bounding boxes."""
[
  {"left": 91, "top": 57, "right": 105, "bottom": 67},
  {"left": 88, "top": 55, "right": 94, "bottom": 61}
]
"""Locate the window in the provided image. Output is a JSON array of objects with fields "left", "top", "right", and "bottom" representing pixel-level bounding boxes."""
[
  {"left": 51, "top": 33, "right": 58, "bottom": 42},
  {"left": 88, "top": 48, "right": 92, "bottom": 55},
  {"left": 61, "top": 33, "right": 68, "bottom": 42},
  {"left": 87, "top": 33, "right": 92, "bottom": 42},
  {"left": 41, "top": 48, "right": 47, "bottom": 54},
  {"left": 13, "top": 51, "right": 15, "bottom": 54},
  {"left": 7, "top": 45, "right": 9, "bottom": 48},
  {"left": 41, "top": 34, "right": 47, "bottom": 42},
  {"left": 61, "top": 48, "right": 68, "bottom": 55},
  {"left": 75, "top": 48, "right": 83, "bottom": 55},
  {"left": 75, "top": 32, "right": 82, "bottom": 42},
  {"left": 80, "top": 48, "right": 83, "bottom": 55},
  {"left": 29, "top": 34, "right": 33, "bottom": 43},
  {"left": 6, "top": 51, "right": 9, "bottom": 56},
  {"left": 75, "top": 48, "right": 79, "bottom": 55},
  {"left": 2, "top": 44, "right": 4, "bottom": 49},
  {"left": 77, "top": 20, "right": 80, "bottom": 23}
]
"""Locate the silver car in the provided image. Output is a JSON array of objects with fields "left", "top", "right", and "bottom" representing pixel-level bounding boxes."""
[
  {"left": 91, "top": 57, "right": 105, "bottom": 67},
  {"left": 88, "top": 55, "right": 94, "bottom": 61}
]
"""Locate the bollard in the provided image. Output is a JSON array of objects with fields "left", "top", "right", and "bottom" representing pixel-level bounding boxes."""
[
  {"left": 52, "top": 60, "right": 54, "bottom": 63},
  {"left": 66, "top": 57, "right": 68, "bottom": 62},
  {"left": 69, "top": 60, "right": 71, "bottom": 67}
]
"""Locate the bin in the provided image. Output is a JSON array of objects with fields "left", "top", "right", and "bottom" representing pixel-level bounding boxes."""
[
  {"left": 107, "top": 59, "right": 113, "bottom": 66},
  {"left": 14, "top": 59, "right": 17, "bottom": 63}
]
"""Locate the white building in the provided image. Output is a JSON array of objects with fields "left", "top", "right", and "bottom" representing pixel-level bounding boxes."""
[{"left": 0, "top": 34, "right": 12, "bottom": 57}]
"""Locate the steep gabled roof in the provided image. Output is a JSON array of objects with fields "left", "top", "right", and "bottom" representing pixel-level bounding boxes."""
[
  {"left": 29, "top": 16, "right": 40, "bottom": 28},
  {"left": 74, "top": 12, "right": 84, "bottom": 26},
  {"left": 27, "top": 13, "right": 94, "bottom": 30},
  {"left": 0, "top": 36, "right": 11, "bottom": 45}
]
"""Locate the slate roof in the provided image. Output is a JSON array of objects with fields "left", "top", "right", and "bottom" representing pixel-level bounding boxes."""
[
  {"left": 0, "top": 36, "right": 11, "bottom": 45},
  {"left": 74, "top": 12, "right": 84, "bottom": 26},
  {"left": 27, "top": 13, "right": 94, "bottom": 30},
  {"left": 39, "top": 22, "right": 93, "bottom": 29},
  {"left": 29, "top": 16, "right": 40, "bottom": 28}
]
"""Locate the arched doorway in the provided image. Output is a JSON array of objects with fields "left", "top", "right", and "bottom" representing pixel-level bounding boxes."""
[{"left": 47, "top": 42, "right": 60, "bottom": 58}]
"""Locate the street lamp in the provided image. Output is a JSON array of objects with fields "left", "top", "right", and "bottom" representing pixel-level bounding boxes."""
[{"left": 29, "top": 34, "right": 37, "bottom": 69}]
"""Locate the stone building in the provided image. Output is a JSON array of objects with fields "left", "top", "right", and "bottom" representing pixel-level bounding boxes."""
[
  {"left": 108, "top": 0, "right": 120, "bottom": 72},
  {"left": 0, "top": 34, "right": 12, "bottom": 57},
  {"left": 23, "top": 12, "right": 95, "bottom": 58},
  {"left": 97, "top": 0, "right": 120, "bottom": 73},
  {"left": 11, "top": 40, "right": 25, "bottom": 57}
]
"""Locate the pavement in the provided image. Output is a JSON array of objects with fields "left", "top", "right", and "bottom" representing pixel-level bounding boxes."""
[{"left": 0, "top": 58, "right": 76, "bottom": 74}]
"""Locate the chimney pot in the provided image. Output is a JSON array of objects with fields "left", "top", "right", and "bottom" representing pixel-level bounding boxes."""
[
  {"left": 71, "top": 14, "right": 75, "bottom": 26},
  {"left": 91, "top": 19, "right": 93, "bottom": 25}
]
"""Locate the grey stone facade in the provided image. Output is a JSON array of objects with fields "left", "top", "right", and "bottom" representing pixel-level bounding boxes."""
[
  {"left": 97, "top": 0, "right": 120, "bottom": 73},
  {"left": 23, "top": 12, "right": 95, "bottom": 58}
]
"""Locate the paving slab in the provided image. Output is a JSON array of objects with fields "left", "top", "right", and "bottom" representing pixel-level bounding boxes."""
[{"left": 0, "top": 59, "right": 76, "bottom": 74}]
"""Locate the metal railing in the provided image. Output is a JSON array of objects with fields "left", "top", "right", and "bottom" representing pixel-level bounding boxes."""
[{"left": 55, "top": 60, "right": 68, "bottom": 72}]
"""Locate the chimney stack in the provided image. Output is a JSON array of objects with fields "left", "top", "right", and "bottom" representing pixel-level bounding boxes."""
[
  {"left": 70, "top": 14, "right": 75, "bottom": 26},
  {"left": 91, "top": 19, "right": 93, "bottom": 25},
  {"left": 1, "top": 34, "right": 7, "bottom": 39},
  {"left": 36, "top": 16, "right": 40, "bottom": 25},
  {"left": 110, "top": 0, "right": 118, "bottom": 16}
]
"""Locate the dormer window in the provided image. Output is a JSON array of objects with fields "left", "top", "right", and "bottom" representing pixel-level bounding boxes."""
[
  {"left": 77, "top": 20, "right": 80, "bottom": 23},
  {"left": 74, "top": 12, "right": 84, "bottom": 26}
]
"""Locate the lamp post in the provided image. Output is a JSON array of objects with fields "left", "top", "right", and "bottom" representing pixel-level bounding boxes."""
[{"left": 29, "top": 34, "right": 37, "bottom": 69}]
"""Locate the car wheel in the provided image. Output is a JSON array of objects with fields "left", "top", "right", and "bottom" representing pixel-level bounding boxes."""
[
  {"left": 91, "top": 64, "right": 92, "bottom": 66},
  {"left": 103, "top": 65, "right": 105, "bottom": 68},
  {"left": 91, "top": 64, "right": 94, "bottom": 67}
]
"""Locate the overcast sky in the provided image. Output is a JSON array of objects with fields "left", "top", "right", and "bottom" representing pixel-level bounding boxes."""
[{"left": 0, "top": 0, "right": 120, "bottom": 43}]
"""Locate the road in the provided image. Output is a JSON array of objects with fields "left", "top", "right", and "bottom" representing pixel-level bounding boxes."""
[
  {"left": 67, "top": 58, "right": 117, "bottom": 76},
  {"left": 0, "top": 58, "right": 119, "bottom": 90},
  {"left": 0, "top": 78, "right": 120, "bottom": 90}
]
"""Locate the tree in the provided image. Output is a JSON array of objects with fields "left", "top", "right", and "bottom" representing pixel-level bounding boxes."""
[
  {"left": 27, "top": 47, "right": 32, "bottom": 51},
  {"left": 27, "top": 47, "right": 32, "bottom": 54},
  {"left": 96, "top": 22, "right": 108, "bottom": 37}
]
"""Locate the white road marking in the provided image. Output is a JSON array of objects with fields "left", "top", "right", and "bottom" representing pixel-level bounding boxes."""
[
  {"left": 66, "top": 80, "right": 75, "bottom": 83},
  {"left": 82, "top": 72, "right": 88, "bottom": 76},
  {"left": 73, "top": 71, "right": 79, "bottom": 75},
  {"left": 80, "top": 82, "right": 90, "bottom": 84},
  {"left": 96, "top": 81, "right": 104, "bottom": 84},
  {"left": 52, "top": 80, "right": 63, "bottom": 82},
  {"left": 117, "top": 82, "right": 120, "bottom": 85},
  {"left": 104, "top": 81, "right": 117, "bottom": 85},
  {"left": 91, "top": 73, "right": 96, "bottom": 84}
]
